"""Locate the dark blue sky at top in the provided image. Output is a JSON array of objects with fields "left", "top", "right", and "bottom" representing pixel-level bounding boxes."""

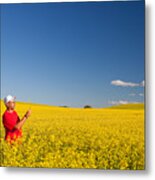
[{"left": 1, "top": 1, "right": 145, "bottom": 107}]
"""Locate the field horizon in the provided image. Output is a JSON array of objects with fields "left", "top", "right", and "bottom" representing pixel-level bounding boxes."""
[{"left": 0, "top": 100, "right": 145, "bottom": 110}]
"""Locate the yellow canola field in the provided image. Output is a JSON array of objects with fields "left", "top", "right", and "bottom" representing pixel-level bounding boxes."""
[{"left": 0, "top": 101, "right": 145, "bottom": 169}]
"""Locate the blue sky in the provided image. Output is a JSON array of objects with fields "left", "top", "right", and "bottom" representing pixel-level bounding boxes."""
[{"left": 1, "top": 1, "right": 145, "bottom": 108}]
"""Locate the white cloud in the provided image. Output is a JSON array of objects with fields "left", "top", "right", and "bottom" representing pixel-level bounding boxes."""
[
  {"left": 139, "top": 93, "right": 144, "bottom": 96},
  {"left": 129, "top": 93, "right": 144, "bottom": 96},
  {"left": 108, "top": 100, "right": 141, "bottom": 105},
  {"left": 111, "top": 80, "right": 145, "bottom": 87},
  {"left": 140, "top": 80, "right": 145, "bottom": 87},
  {"left": 129, "top": 93, "right": 136, "bottom": 96},
  {"left": 111, "top": 100, "right": 129, "bottom": 105}
]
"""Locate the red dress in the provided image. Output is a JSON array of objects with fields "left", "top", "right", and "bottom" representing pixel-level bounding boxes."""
[{"left": 2, "top": 110, "right": 22, "bottom": 143}]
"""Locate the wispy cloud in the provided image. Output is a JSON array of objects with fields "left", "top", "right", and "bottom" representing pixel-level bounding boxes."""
[
  {"left": 129, "top": 93, "right": 136, "bottom": 96},
  {"left": 140, "top": 80, "right": 145, "bottom": 87},
  {"left": 111, "top": 80, "right": 145, "bottom": 87},
  {"left": 139, "top": 93, "right": 144, "bottom": 96},
  {"left": 129, "top": 93, "right": 144, "bottom": 97},
  {"left": 108, "top": 100, "right": 141, "bottom": 105}
]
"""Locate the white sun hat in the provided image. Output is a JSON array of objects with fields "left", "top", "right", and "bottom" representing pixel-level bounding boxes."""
[{"left": 4, "top": 95, "right": 16, "bottom": 104}]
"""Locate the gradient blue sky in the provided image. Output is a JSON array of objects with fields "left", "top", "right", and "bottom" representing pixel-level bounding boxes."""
[{"left": 1, "top": 1, "right": 145, "bottom": 108}]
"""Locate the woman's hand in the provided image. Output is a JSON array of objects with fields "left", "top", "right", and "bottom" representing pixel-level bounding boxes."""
[{"left": 25, "top": 109, "right": 32, "bottom": 118}]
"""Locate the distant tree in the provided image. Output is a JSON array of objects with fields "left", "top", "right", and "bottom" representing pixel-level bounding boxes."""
[
  {"left": 59, "top": 105, "right": 69, "bottom": 108},
  {"left": 84, "top": 105, "right": 92, "bottom": 108}
]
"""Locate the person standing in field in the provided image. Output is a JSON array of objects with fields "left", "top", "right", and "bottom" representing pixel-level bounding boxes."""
[{"left": 2, "top": 95, "right": 31, "bottom": 144}]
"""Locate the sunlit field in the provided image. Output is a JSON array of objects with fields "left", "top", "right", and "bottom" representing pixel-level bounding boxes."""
[{"left": 0, "top": 101, "right": 144, "bottom": 169}]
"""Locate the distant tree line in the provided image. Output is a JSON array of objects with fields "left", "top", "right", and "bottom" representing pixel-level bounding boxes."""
[
  {"left": 59, "top": 105, "right": 92, "bottom": 108},
  {"left": 59, "top": 105, "right": 69, "bottom": 108},
  {"left": 83, "top": 105, "right": 92, "bottom": 108}
]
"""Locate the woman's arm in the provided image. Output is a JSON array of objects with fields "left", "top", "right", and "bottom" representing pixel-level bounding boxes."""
[
  {"left": 14, "top": 115, "right": 27, "bottom": 130},
  {"left": 14, "top": 110, "right": 31, "bottom": 130}
]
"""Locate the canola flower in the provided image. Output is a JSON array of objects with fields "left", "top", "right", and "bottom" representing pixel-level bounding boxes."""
[{"left": 0, "top": 101, "right": 144, "bottom": 169}]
